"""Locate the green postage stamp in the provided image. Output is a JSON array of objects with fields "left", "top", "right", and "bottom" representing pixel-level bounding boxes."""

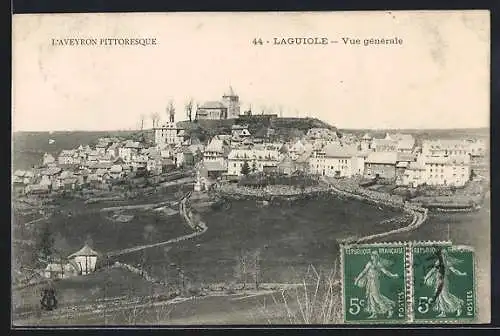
[
  {"left": 411, "top": 242, "right": 476, "bottom": 322},
  {"left": 341, "top": 242, "right": 409, "bottom": 323}
]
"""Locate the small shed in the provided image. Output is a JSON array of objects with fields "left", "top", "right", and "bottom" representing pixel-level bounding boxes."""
[{"left": 68, "top": 244, "right": 100, "bottom": 275}]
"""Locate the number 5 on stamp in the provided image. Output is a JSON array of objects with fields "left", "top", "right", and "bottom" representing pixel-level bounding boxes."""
[
  {"left": 412, "top": 244, "right": 476, "bottom": 322},
  {"left": 342, "top": 243, "right": 408, "bottom": 323}
]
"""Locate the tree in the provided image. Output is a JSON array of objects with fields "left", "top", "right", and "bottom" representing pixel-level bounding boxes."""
[
  {"left": 185, "top": 99, "right": 194, "bottom": 122},
  {"left": 249, "top": 249, "right": 261, "bottom": 289},
  {"left": 241, "top": 160, "right": 251, "bottom": 176},
  {"left": 167, "top": 100, "right": 175, "bottom": 123},
  {"left": 150, "top": 112, "right": 160, "bottom": 128},
  {"left": 139, "top": 114, "right": 146, "bottom": 131},
  {"left": 251, "top": 161, "right": 257, "bottom": 173},
  {"left": 234, "top": 252, "right": 249, "bottom": 289},
  {"left": 36, "top": 223, "right": 54, "bottom": 262},
  {"left": 234, "top": 249, "right": 261, "bottom": 290}
]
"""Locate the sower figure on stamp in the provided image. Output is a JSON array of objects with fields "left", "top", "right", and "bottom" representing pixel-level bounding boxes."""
[
  {"left": 354, "top": 250, "right": 399, "bottom": 319},
  {"left": 424, "top": 249, "right": 467, "bottom": 318}
]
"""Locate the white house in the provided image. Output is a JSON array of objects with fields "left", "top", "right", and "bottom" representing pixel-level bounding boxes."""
[
  {"left": 308, "top": 143, "right": 357, "bottom": 177},
  {"left": 58, "top": 150, "right": 79, "bottom": 165},
  {"left": 399, "top": 160, "right": 427, "bottom": 188},
  {"left": 203, "top": 137, "right": 229, "bottom": 169},
  {"left": 390, "top": 133, "right": 415, "bottom": 153},
  {"left": 44, "top": 260, "right": 80, "bottom": 279},
  {"left": 68, "top": 244, "right": 100, "bottom": 276},
  {"left": 154, "top": 122, "right": 185, "bottom": 146},
  {"left": 422, "top": 139, "right": 471, "bottom": 157},
  {"left": 106, "top": 143, "right": 121, "bottom": 158},
  {"left": 424, "top": 154, "right": 471, "bottom": 187},
  {"left": 119, "top": 141, "right": 142, "bottom": 162},
  {"left": 227, "top": 143, "right": 282, "bottom": 176},
  {"left": 360, "top": 133, "right": 373, "bottom": 151},
  {"left": 42, "top": 153, "right": 56, "bottom": 166}
]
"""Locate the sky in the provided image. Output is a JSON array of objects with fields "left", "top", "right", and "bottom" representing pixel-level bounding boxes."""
[{"left": 12, "top": 11, "right": 490, "bottom": 132}]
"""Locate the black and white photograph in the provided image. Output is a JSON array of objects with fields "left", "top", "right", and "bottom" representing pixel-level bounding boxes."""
[{"left": 11, "top": 11, "right": 490, "bottom": 326}]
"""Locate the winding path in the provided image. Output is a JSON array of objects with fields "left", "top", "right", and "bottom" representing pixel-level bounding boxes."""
[
  {"left": 325, "top": 178, "right": 428, "bottom": 244},
  {"left": 106, "top": 192, "right": 207, "bottom": 258}
]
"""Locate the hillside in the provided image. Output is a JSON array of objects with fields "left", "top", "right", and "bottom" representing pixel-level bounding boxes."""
[{"left": 178, "top": 116, "right": 338, "bottom": 142}]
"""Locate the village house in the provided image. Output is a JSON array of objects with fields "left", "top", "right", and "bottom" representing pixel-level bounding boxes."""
[
  {"left": 399, "top": 159, "right": 427, "bottom": 188},
  {"left": 68, "top": 244, "right": 100, "bottom": 276},
  {"left": 119, "top": 141, "right": 142, "bottom": 162},
  {"left": 371, "top": 134, "right": 398, "bottom": 152},
  {"left": 391, "top": 133, "right": 415, "bottom": 153},
  {"left": 106, "top": 143, "right": 121, "bottom": 158},
  {"left": 157, "top": 144, "right": 176, "bottom": 159},
  {"left": 42, "top": 153, "right": 56, "bottom": 166},
  {"left": 289, "top": 140, "right": 314, "bottom": 161},
  {"left": 421, "top": 139, "right": 471, "bottom": 157},
  {"left": 95, "top": 140, "right": 111, "bottom": 155},
  {"left": 44, "top": 259, "right": 80, "bottom": 279},
  {"left": 352, "top": 151, "right": 369, "bottom": 176},
  {"left": 424, "top": 154, "right": 471, "bottom": 187},
  {"left": 230, "top": 124, "right": 251, "bottom": 144},
  {"left": 39, "top": 166, "right": 62, "bottom": 187},
  {"left": 175, "top": 147, "right": 195, "bottom": 168},
  {"left": 154, "top": 121, "right": 185, "bottom": 146},
  {"left": 198, "top": 161, "right": 227, "bottom": 182},
  {"left": 360, "top": 133, "right": 372, "bottom": 151},
  {"left": 203, "top": 137, "right": 230, "bottom": 169},
  {"left": 308, "top": 143, "right": 359, "bottom": 178},
  {"left": 364, "top": 151, "right": 398, "bottom": 180},
  {"left": 226, "top": 143, "right": 282, "bottom": 176},
  {"left": 146, "top": 157, "right": 162, "bottom": 175},
  {"left": 109, "top": 164, "right": 124, "bottom": 179},
  {"left": 395, "top": 152, "right": 417, "bottom": 180},
  {"left": 57, "top": 150, "right": 79, "bottom": 165},
  {"left": 56, "top": 171, "right": 78, "bottom": 191},
  {"left": 195, "top": 87, "right": 241, "bottom": 120},
  {"left": 467, "top": 138, "right": 487, "bottom": 157}
]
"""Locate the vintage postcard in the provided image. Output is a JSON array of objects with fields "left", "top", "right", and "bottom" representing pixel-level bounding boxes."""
[{"left": 12, "top": 11, "right": 490, "bottom": 326}]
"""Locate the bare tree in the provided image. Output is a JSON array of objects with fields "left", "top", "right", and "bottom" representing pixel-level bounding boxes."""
[
  {"left": 166, "top": 100, "right": 175, "bottom": 123},
  {"left": 150, "top": 112, "right": 160, "bottom": 128},
  {"left": 194, "top": 102, "right": 200, "bottom": 121},
  {"left": 234, "top": 252, "right": 249, "bottom": 289},
  {"left": 140, "top": 114, "right": 146, "bottom": 131},
  {"left": 185, "top": 98, "right": 194, "bottom": 122},
  {"left": 249, "top": 249, "right": 262, "bottom": 289}
]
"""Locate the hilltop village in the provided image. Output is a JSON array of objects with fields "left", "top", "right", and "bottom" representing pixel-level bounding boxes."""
[{"left": 13, "top": 88, "right": 488, "bottom": 207}]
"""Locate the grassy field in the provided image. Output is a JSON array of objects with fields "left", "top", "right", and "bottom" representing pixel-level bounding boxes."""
[
  {"left": 12, "top": 267, "right": 171, "bottom": 325},
  {"left": 119, "top": 195, "right": 403, "bottom": 286}
]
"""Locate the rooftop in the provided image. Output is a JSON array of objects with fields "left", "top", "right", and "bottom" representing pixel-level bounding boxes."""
[
  {"left": 366, "top": 151, "right": 398, "bottom": 165},
  {"left": 68, "top": 244, "right": 100, "bottom": 258},
  {"left": 199, "top": 101, "right": 227, "bottom": 109}
]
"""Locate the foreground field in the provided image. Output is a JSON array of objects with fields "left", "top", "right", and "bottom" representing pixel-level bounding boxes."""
[{"left": 119, "top": 195, "right": 403, "bottom": 286}]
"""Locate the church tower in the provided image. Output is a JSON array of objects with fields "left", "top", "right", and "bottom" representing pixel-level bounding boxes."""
[{"left": 222, "top": 86, "right": 240, "bottom": 119}]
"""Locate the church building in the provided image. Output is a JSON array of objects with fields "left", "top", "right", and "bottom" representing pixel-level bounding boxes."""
[{"left": 195, "top": 87, "right": 241, "bottom": 120}]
